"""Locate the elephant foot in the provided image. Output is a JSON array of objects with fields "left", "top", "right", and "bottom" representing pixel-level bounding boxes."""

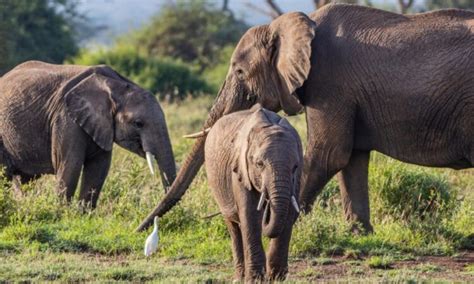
[
  {"left": 350, "top": 221, "right": 373, "bottom": 235},
  {"left": 245, "top": 268, "right": 265, "bottom": 283},
  {"left": 267, "top": 265, "right": 288, "bottom": 281},
  {"left": 232, "top": 269, "right": 244, "bottom": 282}
]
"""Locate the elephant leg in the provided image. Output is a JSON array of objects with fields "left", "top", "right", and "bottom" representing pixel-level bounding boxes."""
[
  {"left": 299, "top": 107, "right": 354, "bottom": 213},
  {"left": 56, "top": 158, "right": 84, "bottom": 202},
  {"left": 266, "top": 210, "right": 297, "bottom": 281},
  {"left": 78, "top": 151, "right": 111, "bottom": 208},
  {"left": 238, "top": 192, "right": 266, "bottom": 281},
  {"left": 224, "top": 219, "right": 245, "bottom": 281},
  {"left": 337, "top": 150, "right": 373, "bottom": 233}
]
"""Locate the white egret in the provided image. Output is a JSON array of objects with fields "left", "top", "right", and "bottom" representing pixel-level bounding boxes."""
[{"left": 144, "top": 216, "right": 159, "bottom": 257}]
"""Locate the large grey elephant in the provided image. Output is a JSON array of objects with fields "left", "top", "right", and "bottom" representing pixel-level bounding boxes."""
[
  {"left": 137, "top": 4, "right": 473, "bottom": 232},
  {"left": 205, "top": 105, "right": 302, "bottom": 281},
  {"left": 0, "top": 61, "right": 176, "bottom": 207}
]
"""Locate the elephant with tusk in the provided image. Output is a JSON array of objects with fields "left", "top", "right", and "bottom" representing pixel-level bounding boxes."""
[
  {"left": 137, "top": 4, "right": 473, "bottom": 234},
  {"left": 0, "top": 61, "right": 176, "bottom": 207},
  {"left": 204, "top": 105, "right": 303, "bottom": 281}
]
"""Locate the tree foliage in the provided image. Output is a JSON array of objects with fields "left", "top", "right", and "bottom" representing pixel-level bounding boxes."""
[
  {"left": 133, "top": 1, "right": 247, "bottom": 71},
  {"left": 425, "top": 0, "right": 474, "bottom": 10},
  {"left": 0, "top": 0, "right": 79, "bottom": 75},
  {"left": 70, "top": 44, "right": 210, "bottom": 102}
]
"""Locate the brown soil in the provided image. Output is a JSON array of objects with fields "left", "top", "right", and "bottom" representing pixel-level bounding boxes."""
[{"left": 287, "top": 251, "right": 474, "bottom": 282}]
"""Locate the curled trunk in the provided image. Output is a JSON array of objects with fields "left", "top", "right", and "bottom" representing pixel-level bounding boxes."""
[{"left": 262, "top": 171, "right": 291, "bottom": 238}]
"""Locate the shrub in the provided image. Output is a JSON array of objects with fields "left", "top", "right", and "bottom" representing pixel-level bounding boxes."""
[
  {"left": 369, "top": 159, "right": 455, "bottom": 222},
  {"left": 200, "top": 45, "right": 233, "bottom": 92},
  {"left": 366, "top": 255, "right": 393, "bottom": 269},
  {"left": 69, "top": 44, "right": 210, "bottom": 102},
  {"left": 0, "top": 169, "right": 15, "bottom": 228}
]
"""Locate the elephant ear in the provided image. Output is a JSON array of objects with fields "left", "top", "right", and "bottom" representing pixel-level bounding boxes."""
[
  {"left": 234, "top": 106, "right": 271, "bottom": 191},
  {"left": 64, "top": 73, "right": 117, "bottom": 151},
  {"left": 269, "top": 12, "right": 316, "bottom": 115}
]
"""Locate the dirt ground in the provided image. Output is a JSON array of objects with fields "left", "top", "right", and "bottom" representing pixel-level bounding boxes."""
[{"left": 286, "top": 251, "right": 474, "bottom": 282}]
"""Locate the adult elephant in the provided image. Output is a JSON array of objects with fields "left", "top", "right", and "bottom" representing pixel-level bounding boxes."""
[
  {"left": 0, "top": 61, "right": 176, "bottom": 207},
  {"left": 137, "top": 4, "right": 473, "bottom": 232}
]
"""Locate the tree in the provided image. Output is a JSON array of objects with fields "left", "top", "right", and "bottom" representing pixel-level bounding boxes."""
[
  {"left": 398, "top": 0, "right": 414, "bottom": 13},
  {"left": 0, "top": 0, "right": 80, "bottom": 75},
  {"left": 133, "top": 1, "right": 247, "bottom": 71}
]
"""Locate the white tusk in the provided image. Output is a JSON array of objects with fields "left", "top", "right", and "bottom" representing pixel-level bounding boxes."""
[
  {"left": 146, "top": 152, "right": 155, "bottom": 175},
  {"left": 162, "top": 172, "right": 169, "bottom": 184},
  {"left": 183, "top": 127, "right": 211, "bottom": 139},
  {"left": 291, "top": 195, "right": 300, "bottom": 213},
  {"left": 257, "top": 192, "right": 266, "bottom": 211}
]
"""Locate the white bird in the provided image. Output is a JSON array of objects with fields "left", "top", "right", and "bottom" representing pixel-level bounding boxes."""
[{"left": 144, "top": 216, "right": 159, "bottom": 257}]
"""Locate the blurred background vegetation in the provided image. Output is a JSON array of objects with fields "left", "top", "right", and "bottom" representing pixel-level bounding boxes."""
[{"left": 1, "top": 0, "right": 473, "bottom": 99}]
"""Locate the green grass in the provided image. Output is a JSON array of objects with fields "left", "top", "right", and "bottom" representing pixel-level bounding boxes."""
[
  {"left": 367, "top": 256, "right": 394, "bottom": 269},
  {"left": 0, "top": 96, "right": 473, "bottom": 281}
]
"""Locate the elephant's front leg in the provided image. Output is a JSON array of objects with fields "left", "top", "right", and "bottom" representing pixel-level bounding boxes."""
[
  {"left": 78, "top": 151, "right": 112, "bottom": 208},
  {"left": 337, "top": 150, "right": 372, "bottom": 233},
  {"left": 55, "top": 156, "right": 84, "bottom": 202},
  {"left": 266, "top": 210, "right": 297, "bottom": 281},
  {"left": 224, "top": 219, "right": 245, "bottom": 281},
  {"left": 238, "top": 191, "right": 266, "bottom": 281},
  {"left": 299, "top": 106, "right": 354, "bottom": 213}
]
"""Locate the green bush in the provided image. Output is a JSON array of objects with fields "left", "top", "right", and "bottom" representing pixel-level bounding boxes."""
[
  {"left": 0, "top": 169, "right": 15, "bottom": 228},
  {"left": 370, "top": 160, "right": 455, "bottom": 222},
  {"left": 69, "top": 44, "right": 210, "bottom": 102},
  {"left": 201, "top": 45, "right": 233, "bottom": 92}
]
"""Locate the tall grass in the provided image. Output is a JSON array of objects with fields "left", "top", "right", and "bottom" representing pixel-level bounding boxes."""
[{"left": 0, "top": 96, "right": 472, "bottom": 267}]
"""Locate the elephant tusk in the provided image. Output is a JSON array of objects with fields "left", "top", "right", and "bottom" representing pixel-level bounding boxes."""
[
  {"left": 183, "top": 127, "right": 211, "bottom": 139},
  {"left": 146, "top": 152, "right": 155, "bottom": 175},
  {"left": 162, "top": 172, "right": 169, "bottom": 184},
  {"left": 257, "top": 192, "right": 266, "bottom": 211},
  {"left": 291, "top": 195, "right": 300, "bottom": 213}
]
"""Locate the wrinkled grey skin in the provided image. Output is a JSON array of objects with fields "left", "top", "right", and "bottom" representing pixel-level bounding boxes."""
[
  {"left": 138, "top": 4, "right": 473, "bottom": 233},
  {"left": 0, "top": 61, "right": 176, "bottom": 207},
  {"left": 205, "top": 105, "right": 302, "bottom": 281}
]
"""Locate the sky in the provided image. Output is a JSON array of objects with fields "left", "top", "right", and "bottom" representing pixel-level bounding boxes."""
[{"left": 77, "top": 0, "right": 423, "bottom": 46}]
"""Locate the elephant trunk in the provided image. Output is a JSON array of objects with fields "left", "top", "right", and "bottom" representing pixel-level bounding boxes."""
[
  {"left": 154, "top": 120, "right": 176, "bottom": 191},
  {"left": 262, "top": 166, "right": 291, "bottom": 238},
  {"left": 141, "top": 105, "right": 176, "bottom": 192},
  {"left": 137, "top": 80, "right": 255, "bottom": 231}
]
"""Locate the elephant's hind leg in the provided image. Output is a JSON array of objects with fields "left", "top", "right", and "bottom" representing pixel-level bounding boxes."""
[
  {"left": 337, "top": 150, "right": 373, "bottom": 233},
  {"left": 224, "top": 219, "right": 245, "bottom": 281},
  {"left": 78, "top": 151, "right": 111, "bottom": 208}
]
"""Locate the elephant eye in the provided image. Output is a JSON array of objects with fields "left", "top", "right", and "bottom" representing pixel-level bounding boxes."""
[
  {"left": 256, "top": 160, "right": 264, "bottom": 168},
  {"left": 133, "top": 119, "right": 144, "bottom": 129},
  {"left": 235, "top": 68, "right": 245, "bottom": 80}
]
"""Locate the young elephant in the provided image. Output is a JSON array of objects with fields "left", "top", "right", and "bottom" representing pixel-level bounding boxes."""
[
  {"left": 0, "top": 61, "right": 176, "bottom": 207},
  {"left": 205, "top": 105, "right": 303, "bottom": 281}
]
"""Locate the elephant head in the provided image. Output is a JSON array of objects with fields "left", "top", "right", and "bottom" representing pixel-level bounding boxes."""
[
  {"left": 234, "top": 108, "right": 303, "bottom": 238},
  {"left": 137, "top": 12, "right": 315, "bottom": 230},
  {"left": 64, "top": 66, "right": 176, "bottom": 190}
]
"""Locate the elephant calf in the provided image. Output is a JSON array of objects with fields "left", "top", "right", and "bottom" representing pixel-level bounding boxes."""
[
  {"left": 0, "top": 61, "right": 176, "bottom": 207},
  {"left": 204, "top": 105, "right": 303, "bottom": 281}
]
